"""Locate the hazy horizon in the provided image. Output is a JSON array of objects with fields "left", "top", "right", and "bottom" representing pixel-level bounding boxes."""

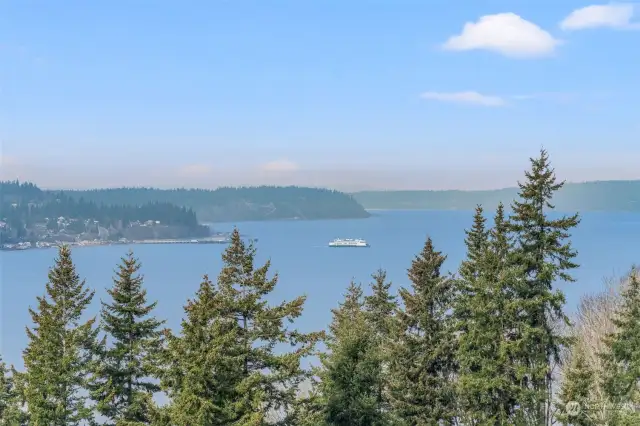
[{"left": 2, "top": 157, "right": 639, "bottom": 192}]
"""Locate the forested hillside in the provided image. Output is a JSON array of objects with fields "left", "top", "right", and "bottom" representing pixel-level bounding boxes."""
[
  {"left": 63, "top": 186, "right": 371, "bottom": 222},
  {"left": 353, "top": 180, "right": 640, "bottom": 212},
  {"left": 0, "top": 181, "right": 209, "bottom": 244}
]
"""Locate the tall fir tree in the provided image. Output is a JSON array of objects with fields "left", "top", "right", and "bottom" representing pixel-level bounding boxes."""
[
  {"left": 163, "top": 229, "right": 322, "bottom": 425},
  {"left": 22, "top": 244, "right": 100, "bottom": 425},
  {"left": 488, "top": 203, "right": 510, "bottom": 268},
  {"left": 363, "top": 269, "right": 397, "bottom": 341},
  {"left": 459, "top": 205, "right": 489, "bottom": 282},
  {"left": 317, "top": 281, "right": 388, "bottom": 426},
  {"left": 555, "top": 340, "right": 596, "bottom": 426},
  {"left": 0, "top": 355, "right": 27, "bottom": 425},
  {"left": 506, "top": 148, "right": 580, "bottom": 424},
  {"left": 363, "top": 269, "right": 397, "bottom": 417},
  {"left": 454, "top": 205, "right": 490, "bottom": 377},
  {"left": 388, "top": 237, "right": 458, "bottom": 425},
  {"left": 601, "top": 267, "right": 640, "bottom": 425},
  {"left": 456, "top": 204, "right": 517, "bottom": 424},
  {"left": 90, "top": 250, "right": 165, "bottom": 425},
  {"left": 161, "top": 274, "right": 236, "bottom": 425}
]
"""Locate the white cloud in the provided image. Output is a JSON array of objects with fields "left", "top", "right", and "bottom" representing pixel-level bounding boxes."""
[
  {"left": 510, "top": 92, "right": 576, "bottom": 102},
  {"left": 421, "top": 91, "right": 506, "bottom": 107},
  {"left": 260, "top": 159, "right": 300, "bottom": 172},
  {"left": 560, "top": 3, "right": 639, "bottom": 30},
  {"left": 443, "top": 13, "right": 561, "bottom": 58}
]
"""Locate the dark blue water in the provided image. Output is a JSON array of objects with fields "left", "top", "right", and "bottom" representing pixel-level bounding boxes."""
[{"left": 2, "top": 210, "right": 639, "bottom": 369}]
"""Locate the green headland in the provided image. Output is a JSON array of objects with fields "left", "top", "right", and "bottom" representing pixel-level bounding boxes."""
[{"left": 352, "top": 180, "right": 640, "bottom": 212}]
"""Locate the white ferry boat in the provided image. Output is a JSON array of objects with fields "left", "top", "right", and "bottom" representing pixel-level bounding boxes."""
[{"left": 328, "top": 238, "right": 370, "bottom": 248}]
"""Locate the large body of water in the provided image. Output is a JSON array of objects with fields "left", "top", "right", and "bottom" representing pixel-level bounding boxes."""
[{"left": 2, "top": 210, "right": 639, "bottom": 369}]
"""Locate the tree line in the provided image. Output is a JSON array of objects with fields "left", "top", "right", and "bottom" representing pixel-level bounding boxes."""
[
  {"left": 1, "top": 181, "right": 371, "bottom": 224},
  {"left": 1, "top": 150, "right": 639, "bottom": 425},
  {"left": 1, "top": 188, "right": 205, "bottom": 241},
  {"left": 63, "top": 186, "right": 371, "bottom": 222}
]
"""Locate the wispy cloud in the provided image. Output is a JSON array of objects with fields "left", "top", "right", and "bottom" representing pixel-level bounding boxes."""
[
  {"left": 421, "top": 91, "right": 610, "bottom": 107},
  {"left": 420, "top": 91, "right": 506, "bottom": 107},
  {"left": 510, "top": 92, "right": 576, "bottom": 103},
  {"left": 442, "top": 13, "right": 561, "bottom": 58},
  {"left": 560, "top": 3, "right": 640, "bottom": 31}
]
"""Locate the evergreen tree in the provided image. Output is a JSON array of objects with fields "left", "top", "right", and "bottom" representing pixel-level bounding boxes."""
[
  {"left": 459, "top": 205, "right": 489, "bottom": 282},
  {"left": 364, "top": 269, "right": 397, "bottom": 340},
  {"left": 388, "top": 237, "right": 457, "bottom": 425},
  {"left": 556, "top": 341, "right": 596, "bottom": 426},
  {"left": 317, "top": 282, "right": 385, "bottom": 425},
  {"left": 456, "top": 204, "right": 522, "bottom": 424},
  {"left": 161, "top": 275, "right": 235, "bottom": 425},
  {"left": 363, "top": 269, "right": 397, "bottom": 417},
  {"left": 488, "top": 203, "right": 510, "bottom": 268},
  {"left": 454, "top": 205, "right": 489, "bottom": 369},
  {"left": 601, "top": 267, "right": 640, "bottom": 425},
  {"left": 90, "top": 250, "right": 165, "bottom": 425},
  {"left": 163, "top": 229, "right": 322, "bottom": 425},
  {"left": 22, "top": 244, "right": 100, "bottom": 425},
  {"left": 506, "top": 149, "right": 580, "bottom": 424},
  {"left": 0, "top": 355, "right": 27, "bottom": 425}
]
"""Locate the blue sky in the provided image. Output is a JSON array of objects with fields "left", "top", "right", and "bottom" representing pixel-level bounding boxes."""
[{"left": 2, "top": 1, "right": 639, "bottom": 190}]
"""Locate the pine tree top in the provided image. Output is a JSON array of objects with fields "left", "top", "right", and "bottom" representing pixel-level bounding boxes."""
[
  {"left": 508, "top": 149, "right": 580, "bottom": 283},
  {"left": 397, "top": 236, "right": 455, "bottom": 335},
  {"left": 405, "top": 237, "right": 449, "bottom": 299},
  {"left": 330, "top": 281, "right": 365, "bottom": 336},
  {"left": 364, "top": 269, "right": 397, "bottom": 336},
  {"left": 91, "top": 250, "right": 165, "bottom": 424},
  {"left": 459, "top": 205, "right": 490, "bottom": 281},
  {"left": 22, "top": 244, "right": 99, "bottom": 426}
]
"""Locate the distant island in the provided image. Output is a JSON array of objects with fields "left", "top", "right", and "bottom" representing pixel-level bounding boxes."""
[
  {"left": 0, "top": 181, "right": 212, "bottom": 250},
  {"left": 352, "top": 180, "right": 640, "bottom": 212},
  {"left": 62, "top": 186, "right": 371, "bottom": 222},
  {"left": 0, "top": 182, "right": 370, "bottom": 249}
]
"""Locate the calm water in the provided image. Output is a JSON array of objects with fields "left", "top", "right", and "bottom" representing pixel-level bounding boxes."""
[{"left": 2, "top": 210, "right": 639, "bottom": 369}]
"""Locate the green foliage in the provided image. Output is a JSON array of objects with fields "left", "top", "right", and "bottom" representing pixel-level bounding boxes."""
[
  {"left": 364, "top": 269, "right": 397, "bottom": 341},
  {"left": 315, "top": 282, "right": 388, "bottom": 426},
  {"left": 455, "top": 205, "right": 490, "bottom": 338},
  {"left": 21, "top": 244, "right": 100, "bottom": 425},
  {"left": 506, "top": 148, "right": 580, "bottom": 423},
  {"left": 388, "top": 237, "right": 458, "bottom": 425},
  {"left": 160, "top": 274, "right": 232, "bottom": 425},
  {"left": 62, "top": 185, "right": 371, "bottom": 222},
  {"left": 162, "top": 228, "right": 322, "bottom": 425},
  {"left": 0, "top": 181, "right": 207, "bottom": 244},
  {"left": 0, "top": 355, "right": 27, "bottom": 425},
  {"left": 459, "top": 205, "right": 490, "bottom": 282},
  {"left": 352, "top": 180, "right": 640, "bottom": 212},
  {"left": 601, "top": 267, "right": 640, "bottom": 425},
  {"left": 556, "top": 342, "right": 596, "bottom": 426},
  {"left": 456, "top": 204, "right": 524, "bottom": 424},
  {"left": 363, "top": 269, "right": 397, "bottom": 416},
  {"left": 90, "top": 250, "right": 166, "bottom": 425}
]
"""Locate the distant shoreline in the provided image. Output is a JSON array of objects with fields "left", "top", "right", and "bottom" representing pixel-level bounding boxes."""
[{"left": 0, "top": 236, "right": 237, "bottom": 253}]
